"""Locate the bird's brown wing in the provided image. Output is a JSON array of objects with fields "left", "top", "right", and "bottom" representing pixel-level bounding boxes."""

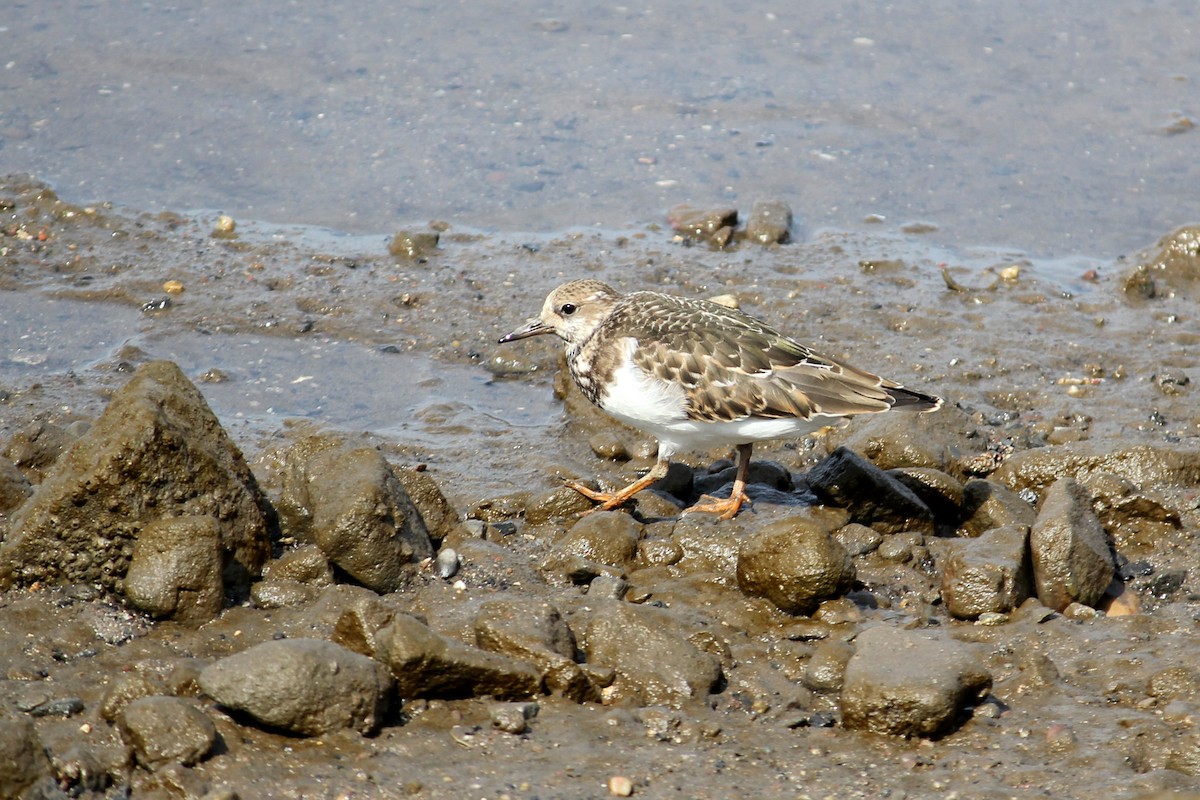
[{"left": 619, "top": 293, "right": 897, "bottom": 423}]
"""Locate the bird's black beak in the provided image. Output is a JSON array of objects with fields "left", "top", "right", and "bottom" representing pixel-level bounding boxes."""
[{"left": 498, "top": 317, "right": 551, "bottom": 344}]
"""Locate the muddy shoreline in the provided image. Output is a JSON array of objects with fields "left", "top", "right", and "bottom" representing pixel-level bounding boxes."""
[{"left": 1, "top": 176, "right": 1199, "bottom": 799}]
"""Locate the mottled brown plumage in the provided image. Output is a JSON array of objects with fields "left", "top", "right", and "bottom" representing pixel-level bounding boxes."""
[{"left": 500, "top": 279, "right": 941, "bottom": 518}]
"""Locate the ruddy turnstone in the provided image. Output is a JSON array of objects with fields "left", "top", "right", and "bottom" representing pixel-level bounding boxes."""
[{"left": 499, "top": 279, "right": 941, "bottom": 519}]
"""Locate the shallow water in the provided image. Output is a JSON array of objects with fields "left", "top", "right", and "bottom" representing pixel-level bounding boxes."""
[{"left": 3, "top": 1, "right": 1198, "bottom": 257}]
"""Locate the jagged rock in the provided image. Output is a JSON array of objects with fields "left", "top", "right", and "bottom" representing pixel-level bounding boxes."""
[
  {"left": 122, "top": 516, "right": 224, "bottom": 624},
  {"left": 118, "top": 696, "right": 216, "bottom": 769},
  {"left": 374, "top": 614, "right": 541, "bottom": 700},
  {"left": 0, "top": 361, "right": 274, "bottom": 595},
  {"left": 745, "top": 198, "right": 793, "bottom": 244},
  {"left": 960, "top": 479, "right": 1036, "bottom": 537},
  {"left": 392, "top": 467, "right": 462, "bottom": 547},
  {"left": 1030, "top": 478, "right": 1115, "bottom": 610},
  {"left": 578, "top": 600, "right": 722, "bottom": 707},
  {"left": 199, "top": 638, "right": 394, "bottom": 736},
  {"left": 475, "top": 598, "right": 598, "bottom": 702},
  {"left": 939, "top": 524, "right": 1032, "bottom": 619},
  {"left": 806, "top": 447, "right": 934, "bottom": 534},
  {"left": 841, "top": 626, "right": 992, "bottom": 737}
]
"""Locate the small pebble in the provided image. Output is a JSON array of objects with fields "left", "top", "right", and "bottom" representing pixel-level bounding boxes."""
[
  {"left": 435, "top": 548, "right": 460, "bottom": 579},
  {"left": 608, "top": 775, "right": 634, "bottom": 797},
  {"left": 162, "top": 279, "right": 184, "bottom": 294}
]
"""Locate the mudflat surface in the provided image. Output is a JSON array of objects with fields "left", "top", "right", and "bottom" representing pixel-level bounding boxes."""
[{"left": 1, "top": 3, "right": 1199, "bottom": 799}]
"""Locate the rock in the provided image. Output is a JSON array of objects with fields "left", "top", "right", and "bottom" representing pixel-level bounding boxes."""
[
  {"left": 580, "top": 601, "right": 722, "bottom": 707},
  {"left": 374, "top": 613, "right": 541, "bottom": 700},
  {"left": 888, "top": 467, "right": 965, "bottom": 525},
  {"left": 329, "top": 590, "right": 405, "bottom": 657},
  {"left": 737, "top": 512, "right": 856, "bottom": 615},
  {"left": 250, "top": 579, "right": 321, "bottom": 609},
  {"left": 199, "top": 638, "right": 394, "bottom": 736},
  {"left": 490, "top": 701, "right": 538, "bottom": 734},
  {"left": 2, "top": 419, "right": 79, "bottom": 482},
  {"left": 638, "top": 537, "right": 685, "bottom": 567},
  {"left": 672, "top": 513, "right": 745, "bottom": 578},
  {"left": 840, "top": 626, "right": 992, "bottom": 737},
  {"left": 588, "top": 431, "right": 629, "bottom": 461},
  {"left": 306, "top": 444, "right": 434, "bottom": 592},
  {"left": 0, "top": 362, "right": 275, "bottom": 595},
  {"left": 392, "top": 467, "right": 462, "bottom": 547},
  {"left": 262, "top": 544, "right": 334, "bottom": 587},
  {"left": 992, "top": 442, "right": 1200, "bottom": 496},
  {"left": 0, "top": 456, "right": 32, "bottom": 513},
  {"left": 802, "top": 639, "right": 855, "bottom": 693},
  {"left": 0, "top": 718, "right": 50, "bottom": 797},
  {"left": 99, "top": 673, "right": 158, "bottom": 723},
  {"left": 474, "top": 598, "right": 597, "bottom": 702},
  {"left": 693, "top": 459, "right": 792, "bottom": 498},
  {"left": 805, "top": 447, "right": 934, "bottom": 534},
  {"left": 543, "top": 511, "right": 641, "bottom": 578},
  {"left": 960, "top": 479, "right": 1037, "bottom": 537},
  {"left": 667, "top": 204, "right": 738, "bottom": 240},
  {"left": 939, "top": 524, "right": 1032, "bottom": 619},
  {"left": 745, "top": 198, "right": 793, "bottom": 244},
  {"left": 525, "top": 485, "right": 595, "bottom": 525},
  {"left": 832, "top": 405, "right": 977, "bottom": 474},
  {"left": 1029, "top": 478, "right": 1115, "bottom": 611},
  {"left": 834, "top": 523, "right": 883, "bottom": 556},
  {"left": 1121, "top": 224, "right": 1200, "bottom": 301},
  {"left": 122, "top": 516, "right": 224, "bottom": 624},
  {"left": 118, "top": 696, "right": 216, "bottom": 769},
  {"left": 387, "top": 229, "right": 439, "bottom": 259}
]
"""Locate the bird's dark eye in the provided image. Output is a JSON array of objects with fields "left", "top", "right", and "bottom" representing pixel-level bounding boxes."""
[{"left": 560, "top": 303, "right": 577, "bottom": 316}]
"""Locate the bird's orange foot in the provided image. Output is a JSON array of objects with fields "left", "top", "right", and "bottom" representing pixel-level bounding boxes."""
[
  {"left": 564, "top": 479, "right": 634, "bottom": 514},
  {"left": 683, "top": 491, "right": 751, "bottom": 520}
]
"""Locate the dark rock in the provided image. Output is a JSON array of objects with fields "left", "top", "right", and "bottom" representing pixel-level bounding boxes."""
[
  {"left": 694, "top": 459, "right": 792, "bottom": 498},
  {"left": 1029, "top": 478, "right": 1115, "bottom": 610},
  {"left": 579, "top": 601, "right": 722, "bottom": 707},
  {"left": 392, "top": 467, "right": 462, "bottom": 548},
  {"left": 199, "top": 638, "right": 394, "bottom": 736},
  {"left": 888, "top": 467, "right": 965, "bottom": 524},
  {"left": 374, "top": 613, "right": 541, "bottom": 700},
  {"left": 745, "top": 198, "right": 793, "bottom": 244},
  {"left": 475, "top": 598, "right": 597, "bottom": 702},
  {"left": 118, "top": 696, "right": 216, "bottom": 769},
  {"left": 672, "top": 513, "right": 745, "bottom": 578},
  {"left": 939, "top": 524, "right": 1032, "bottom": 619},
  {"left": 0, "top": 718, "right": 51, "bottom": 797},
  {"left": 806, "top": 447, "right": 934, "bottom": 534},
  {"left": 992, "top": 442, "right": 1200, "bottom": 496},
  {"left": 0, "top": 456, "right": 32, "bottom": 513},
  {"left": 960, "top": 479, "right": 1036, "bottom": 537},
  {"left": 840, "top": 626, "right": 992, "bottom": 737},
  {"left": 305, "top": 444, "right": 434, "bottom": 592},
  {"left": 122, "top": 516, "right": 224, "bottom": 624},
  {"left": 0, "top": 361, "right": 274, "bottom": 595},
  {"left": 737, "top": 512, "right": 855, "bottom": 615}
]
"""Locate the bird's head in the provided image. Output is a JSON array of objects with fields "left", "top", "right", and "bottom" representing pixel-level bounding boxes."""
[{"left": 498, "top": 279, "right": 621, "bottom": 346}]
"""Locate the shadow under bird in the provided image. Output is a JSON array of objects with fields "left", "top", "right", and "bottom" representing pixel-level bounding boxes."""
[{"left": 499, "top": 279, "right": 941, "bottom": 519}]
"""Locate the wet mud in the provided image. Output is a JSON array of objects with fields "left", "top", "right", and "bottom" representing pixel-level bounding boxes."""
[{"left": 1, "top": 176, "right": 1199, "bottom": 799}]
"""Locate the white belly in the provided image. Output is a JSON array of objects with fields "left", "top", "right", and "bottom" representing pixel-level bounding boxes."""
[{"left": 597, "top": 345, "right": 830, "bottom": 457}]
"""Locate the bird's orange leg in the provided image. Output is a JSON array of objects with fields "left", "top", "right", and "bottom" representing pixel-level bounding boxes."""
[
  {"left": 685, "top": 443, "right": 753, "bottom": 520},
  {"left": 566, "top": 457, "right": 671, "bottom": 514}
]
